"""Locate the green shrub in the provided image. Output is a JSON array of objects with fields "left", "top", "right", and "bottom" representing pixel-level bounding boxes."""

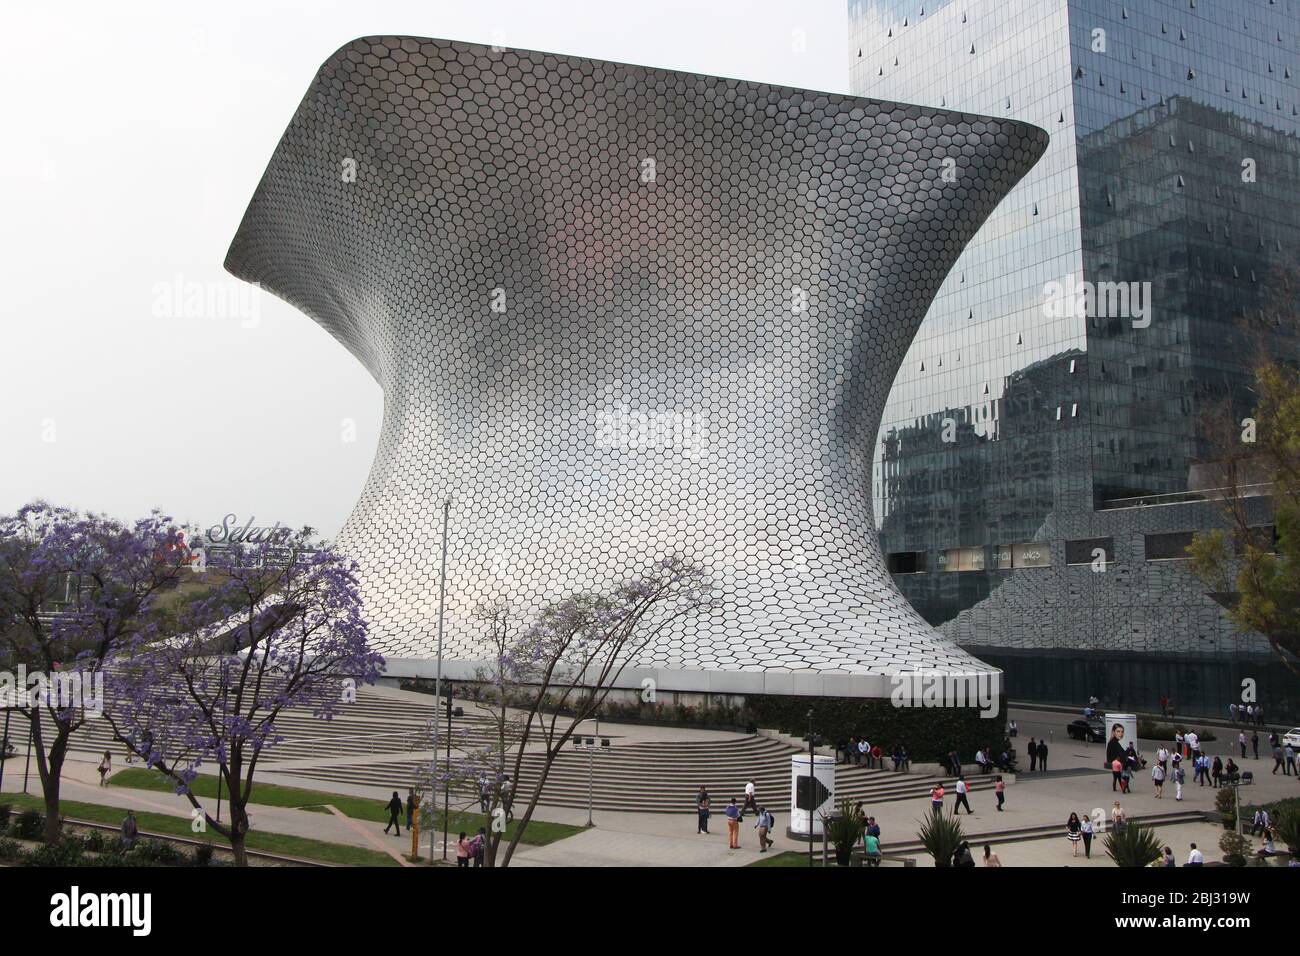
[
  {"left": 821, "top": 800, "right": 865, "bottom": 866},
  {"left": 1215, "top": 789, "right": 1237, "bottom": 830},
  {"left": 131, "top": 839, "right": 184, "bottom": 865},
  {"left": 0, "top": 837, "right": 23, "bottom": 861},
  {"left": 25, "top": 840, "right": 85, "bottom": 867},
  {"left": 1104, "top": 822, "right": 1162, "bottom": 867},
  {"left": 749, "top": 695, "right": 997, "bottom": 762},
  {"left": 191, "top": 842, "right": 215, "bottom": 867},
  {"left": 1219, "top": 831, "right": 1249, "bottom": 867},
  {"left": 12, "top": 809, "right": 44, "bottom": 841},
  {"left": 1273, "top": 809, "right": 1300, "bottom": 855},
  {"left": 1136, "top": 721, "right": 1217, "bottom": 743},
  {"left": 917, "top": 811, "right": 966, "bottom": 867},
  {"left": 80, "top": 829, "right": 109, "bottom": 853},
  {"left": 0, "top": 802, "right": 11, "bottom": 832}
]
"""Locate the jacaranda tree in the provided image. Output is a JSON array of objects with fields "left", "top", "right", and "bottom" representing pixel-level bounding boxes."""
[
  {"left": 432, "top": 555, "right": 714, "bottom": 867},
  {"left": 0, "top": 501, "right": 191, "bottom": 843},
  {"left": 104, "top": 531, "right": 384, "bottom": 865}
]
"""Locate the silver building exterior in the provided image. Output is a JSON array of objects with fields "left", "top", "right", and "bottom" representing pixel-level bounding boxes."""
[
  {"left": 227, "top": 36, "right": 1044, "bottom": 698},
  {"left": 850, "top": 0, "right": 1300, "bottom": 716}
]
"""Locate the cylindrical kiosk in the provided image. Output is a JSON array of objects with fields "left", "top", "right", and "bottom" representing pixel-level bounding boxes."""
[
  {"left": 789, "top": 753, "right": 836, "bottom": 838},
  {"left": 1105, "top": 713, "right": 1138, "bottom": 760}
]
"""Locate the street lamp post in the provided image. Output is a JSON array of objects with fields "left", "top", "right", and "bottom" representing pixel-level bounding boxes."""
[
  {"left": 0, "top": 703, "right": 11, "bottom": 795},
  {"left": 575, "top": 718, "right": 612, "bottom": 828},
  {"left": 430, "top": 496, "right": 451, "bottom": 863},
  {"left": 807, "top": 708, "right": 814, "bottom": 868}
]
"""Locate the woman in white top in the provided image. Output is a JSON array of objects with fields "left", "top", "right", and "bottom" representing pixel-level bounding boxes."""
[{"left": 983, "top": 844, "right": 1001, "bottom": 867}]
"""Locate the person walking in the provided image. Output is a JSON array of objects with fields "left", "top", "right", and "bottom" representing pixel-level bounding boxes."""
[
  {"left": 1286, "top": 744, "right": 1298, "bottom": 776},
  {"left": 1238, "top": 732, "right": 1248, "bottom": 759},
  {"left": 455, "top": 832, "right": 471, "bottom": 867},
  {"left": 97, "top": 750, "right": 112, "bottom": 787},
  {"left": 1186, "top": 843, "right": 1205, "bottom": 866},
  {"left": 1211, "top": 755, "right": 1223, "bottom": 788},
  {"left": 725, "top": 797, "right": 741, "bottom": 850},
  {"left": 930, "top": 783, "right": 945, "bottom": 815},
  {"left": 953, "top": 776, "right": 973, "bottom": 815},
  {"left": 405, "top": 788, "right": 419, "bottom": 832},
  {"left": 754, "top": 805, "right": 775, "bottom": 852},
  {"left": 1112, "top": 801, "right": 1126, "bottom": 831},
  {"left": 1151, "top": 761, "right": 1165, "bottom": 798},
  {"left": 983, "top": 844, "right": 1002, "bottom": 867},
  {"left": 1162, "top": 846, "right": 1176, "bottom": 867},
  {"left": 471, "top": 827, "right": 486, "bottom": 867},
  {"left": 994, "top": 774, "right": 1005, "bottom": 812},
  {"left": 1111, "top": 758, "right": 1125, "bottom": 792},
  {"left": 696, "top": 786, "right": 711, "bottom": 833},
  {"left": 1027, "top": 736, "right": 1038, "bottom": 771},
  {"left": 743, "top": 779, "right": 758, "bottom": 814},
  {"left": 1036, "top": 739, "right": 1048, "bottom": 771},
  {"left": 1081, "top": 815, "right": 1094, "bottom": 859},
  {"left": 383, "top": 791, "right": 403, "bottom": 836},
  {"left": 1251, "top": 730, "right": 1260, "bottom": 760},
  {"left": 1066, "top": 813, "right": 1083, "bottom": 857},
  {"left": 1173, "top": 755, "right": 1185, "bottom": 801}
]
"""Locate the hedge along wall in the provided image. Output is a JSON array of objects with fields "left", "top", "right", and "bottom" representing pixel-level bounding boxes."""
[{"left": 746, "top": 694, "right": 1007, "bottom": 762}]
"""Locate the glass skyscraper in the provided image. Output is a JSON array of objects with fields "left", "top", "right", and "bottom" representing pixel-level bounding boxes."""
[{"left": 849, "top": 0, "right": 1300, "bottom": 717}]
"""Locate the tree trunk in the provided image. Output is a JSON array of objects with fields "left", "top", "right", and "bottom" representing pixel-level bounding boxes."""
[
  {"left": 42, "top": 773, "right": 62, "bottom": 844},
  {"left": 228, "top": 803, "right": 250, "bottom": 867},
  {"left": 32, "top": 713, "right": 70, "bottom": 844}
]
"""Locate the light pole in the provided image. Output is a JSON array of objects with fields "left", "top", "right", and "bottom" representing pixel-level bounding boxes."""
[
  {"left": 0, "top": 701, "right": 11, "bottom": 795},
  {"left": 575, "top": 716, "right": 611, "bottom": 828},
  {"left": 807, "top": 708, "right": 814, "bottom": 868},
  {"left": 430, "top": 496, "right": 451, "bottom": 863}
]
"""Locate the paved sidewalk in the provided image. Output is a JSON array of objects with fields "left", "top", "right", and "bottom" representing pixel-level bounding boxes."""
[{"left": 4, "top": 703, "right": 1295, "bottom": 867}]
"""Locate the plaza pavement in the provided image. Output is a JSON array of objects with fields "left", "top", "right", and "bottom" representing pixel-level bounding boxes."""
[{"left": 2, "top": 704, "right": 1295, "bottom": 866}]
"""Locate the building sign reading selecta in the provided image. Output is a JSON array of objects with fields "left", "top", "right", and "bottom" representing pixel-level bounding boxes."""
[{"left": 205, "top": 514, "right": 293, "bottom": 546}]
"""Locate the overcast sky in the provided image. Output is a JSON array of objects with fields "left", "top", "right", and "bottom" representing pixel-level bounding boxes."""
[{"left": 1, "top": 0, "right": 850, "bottom": 538}]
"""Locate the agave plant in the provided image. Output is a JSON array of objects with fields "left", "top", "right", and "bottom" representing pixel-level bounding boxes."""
[
  {"left": 1272, "top": 809, "right": 1300, "bottom": 855},
  {"left": 1104, "top": 822, "right": 1163, "bottom": 867},
  {"left": 917, "top": 811, "right": 966, "bottom": 867},
  {"left": 821, "top": 799, "right": 866, "bottom": 866}
]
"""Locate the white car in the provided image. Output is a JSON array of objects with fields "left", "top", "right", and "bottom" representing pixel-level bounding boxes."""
[{"left": 1283, "top": 728, "right": 1300, "bottom": 750}]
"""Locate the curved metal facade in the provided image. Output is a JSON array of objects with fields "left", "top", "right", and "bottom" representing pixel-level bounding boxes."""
[{"left": 226, "top": 36, "right": 1046, "bottom": 696}]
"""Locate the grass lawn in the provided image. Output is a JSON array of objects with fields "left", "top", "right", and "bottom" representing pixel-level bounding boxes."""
[
  {"left": 2, "top": 792, "right": 398, "bottom": 866},
  {"left": 108, "top": 768, "right": 583, "bottom": 846},
  {"left": 747, "top": 850, "right": 824, "bottom": 867}
]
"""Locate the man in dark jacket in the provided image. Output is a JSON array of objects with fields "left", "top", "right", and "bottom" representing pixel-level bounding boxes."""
[
  {"left": 1036, "top": 740, "right": 1048, "bottom": 771},
  {"left": 383, "top": 791, "right": 403, "bottom": 836}
]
